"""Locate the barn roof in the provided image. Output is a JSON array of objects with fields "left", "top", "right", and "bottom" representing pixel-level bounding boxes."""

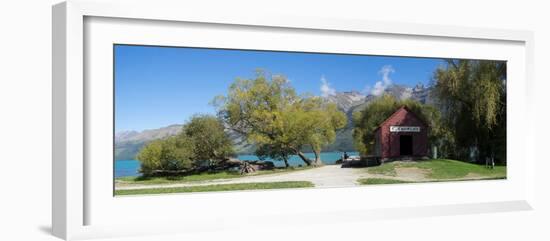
[{"left": 373, "top": 106, "right": 428, "bottom": 132}]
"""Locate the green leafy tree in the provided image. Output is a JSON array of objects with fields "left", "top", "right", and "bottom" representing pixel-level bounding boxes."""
[
  {"left": 136, "top": 140, "right": 163, "bottom": 175},
  {"left": 433, "top": 60, "right": 506, "bottom": 163},
  {"left": 286, "top": 96, "right": 347, "bottom": 165},
  {"left": 160, "top": 136, "right": 195, "bottom": 170},
  {"left": 353, "top": 94, "right": 444, "bottom": 156},
  {"left": 214, "top": 70, "right": 347, "bottom": 166},
  {"left": 136, "top": 136, "right": 194, "bottom": 176},
  {"left": 136, "top": 115, "right": 234, "bottom": 175},
  {"left": 181, "top": 114, "right": 235, "bottom": 167}
]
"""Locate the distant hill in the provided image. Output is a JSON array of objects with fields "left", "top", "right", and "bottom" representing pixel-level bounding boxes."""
[
  {"left": 114, "top": 125, "right": 183, "bottom": 160},
  {"left": 114, "top": 84, "right": 433, "bottom": 160}
]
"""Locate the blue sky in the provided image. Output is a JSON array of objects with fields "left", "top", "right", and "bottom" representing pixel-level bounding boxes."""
[{"left": 115, "top": 45, "right": 444, "bottom": 132}]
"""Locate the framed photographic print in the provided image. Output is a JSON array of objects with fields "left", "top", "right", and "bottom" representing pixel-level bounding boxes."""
[
  {"left": 53, "top": 0, "right": 535, "bottom": 240},
  {"left": 112, "top": 45, "right": 507, "bottom": 196}
]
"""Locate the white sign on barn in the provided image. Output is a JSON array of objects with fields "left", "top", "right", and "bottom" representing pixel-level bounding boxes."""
[{"left": 390, "top": 126, "right": 421, "bottom": 132}]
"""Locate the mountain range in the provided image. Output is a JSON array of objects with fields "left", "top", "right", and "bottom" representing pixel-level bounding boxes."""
[{"left": 114, "top": 84, "right": 433, "bottom": 160}]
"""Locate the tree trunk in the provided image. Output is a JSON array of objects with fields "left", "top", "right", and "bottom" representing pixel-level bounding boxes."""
[
  {"left": 240, "top": 162, "right": 257, "bottom": 174},
  {"left": 295, "top": 150, "right": 313, "bottom": 166},
  {"left": 283, "top": 157, "right": 289, "bottom": 168},
  {"left": 311, "top": 148, "right": 324, "bottom": 166}
]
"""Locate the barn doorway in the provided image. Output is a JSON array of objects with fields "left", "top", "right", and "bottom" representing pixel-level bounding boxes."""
[{"left": 400, "top": 135, "right": 413, "bottom": 156}]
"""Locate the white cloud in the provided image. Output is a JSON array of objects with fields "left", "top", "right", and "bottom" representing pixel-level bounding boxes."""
[
  {"left": 400, "top": 88, "right": 413, "bottom": 100},
  {"left": 320, "top": 76, "right": 336, "bottom": 97},
  {"left": 371, "top": 81, "right": 386, "bottom": 96},
  {"left": 367, "top": 65, "right": 395, "bottom": 96}
]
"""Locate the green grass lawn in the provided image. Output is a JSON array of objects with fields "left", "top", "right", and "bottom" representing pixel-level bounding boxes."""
[
  {"left": 116, "top": 166, "right": 314, "bottom": 186},
  {"left": 365, "top": 159, "right": 506, "bottom": 180},
  {"left": 357, "top": 178, "right": 410, "bottom": 185},
  {"left": 413, "top": 159, "right": 506, "bottom": 179},
  {"left": 116, "top": 171, "right": 242, "bottom": 185},
  {"left": 365, "top": 163, "right": 398, "bottom": 176},
  {"left": 115, "top": 181, "right": 314, "bottom": 195}
]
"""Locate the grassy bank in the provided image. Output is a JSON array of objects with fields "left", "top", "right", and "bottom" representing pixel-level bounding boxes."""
[
  {"left": 366, "top": 159, "right": 506, "bottom": 180},
  {"left": 357, "top": 178, "right": 410, "bottom": 185},
  {"left": 115, "top": 181, "right": 314, "bottom": 195},
  {"left": 116, "top": 166, "right": 314, "bottom": 186},
  {"left": 358, "top": 159, "right": 506, "bottom": 185}
]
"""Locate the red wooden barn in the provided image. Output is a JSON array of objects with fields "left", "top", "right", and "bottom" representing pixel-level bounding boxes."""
[{"left": 373, "top": 106, "right": 428, "bottom": 161}]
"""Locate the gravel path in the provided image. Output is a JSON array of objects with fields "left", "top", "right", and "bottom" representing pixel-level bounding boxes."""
[
  {"left": 116, "top": 165, "right": 366, "bottom": 190},
  {"left": 114, "top": 164, "right": 499, "bottom": 191}
]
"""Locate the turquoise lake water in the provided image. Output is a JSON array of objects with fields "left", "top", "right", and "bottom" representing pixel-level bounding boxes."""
[{"left": 114, "top": 151, "right": 359, "bottom": 177}]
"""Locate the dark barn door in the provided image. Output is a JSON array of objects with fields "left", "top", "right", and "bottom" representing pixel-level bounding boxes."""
[{"left": 400, "top": 135, "right": 413, "bottom": 156}]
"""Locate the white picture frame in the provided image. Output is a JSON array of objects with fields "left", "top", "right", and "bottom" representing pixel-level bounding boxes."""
[{"left": 52, "top": 0, "right": 535, "bottom": 240}]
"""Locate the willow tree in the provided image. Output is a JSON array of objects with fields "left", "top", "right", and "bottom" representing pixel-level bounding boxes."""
[
  {"left": 433, "top": 60, "right": 506, "bottom": 163},
  {"left": 214, "top": 70, "right": 347, "bottom": 166},
  {"left": 287, "top": 96, "right": 347, "bottom": 165}
]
